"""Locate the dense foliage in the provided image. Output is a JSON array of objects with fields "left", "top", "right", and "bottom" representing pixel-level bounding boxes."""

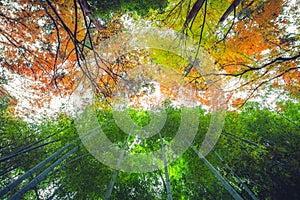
[
  {"left": 1, "top": 100, "right": 299, "bottom": 199},
  {"left": 0, "top": 0, "right": 299, "bottom": 199}
]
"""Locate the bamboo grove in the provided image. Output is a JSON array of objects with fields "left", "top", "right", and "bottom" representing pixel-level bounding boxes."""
[{"left": 0, "top": 0, "right": 299, "bottom": 199}]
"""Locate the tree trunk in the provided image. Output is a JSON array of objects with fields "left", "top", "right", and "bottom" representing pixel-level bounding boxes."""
[
  {"left": 183, "top": 0, "right": 205, "bottom": 29},
  {"left": 219, "top": 0, "right": 242, "bottom": 23}
]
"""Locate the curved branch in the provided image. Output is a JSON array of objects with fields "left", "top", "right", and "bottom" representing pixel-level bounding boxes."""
[
  {"left": 219, "top": 0, "right": 242, "bottom": 24},
  {"left": 213, "top": 52, "right": 300, "bottom": 77},
  {"left": 183, "top": 0, "right": 205, "bottom": 30}
]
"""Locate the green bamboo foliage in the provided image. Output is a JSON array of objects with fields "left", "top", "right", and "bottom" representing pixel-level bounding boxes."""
[
  {"left": 0, "top": 140, "right": 77, "bottom": 198},
  {"left": 213, "top": 150, "right": 258, "bottom": 200},
  {"left": 186, "top": 139, "right": 243, "bottom": 200},
  {"left": 1, "top": 102, "right": 299, "bottom": 199},
  {"left": 0, "top": 140, "right": 58, "bottom": 163},
  {"left": 104, "top": 125, "right": 134, "bottom": 200},
  {"left": 9, "top": 146, "right": 80, "bottom": 200},
  {"left": 159, "top": 132, "right": 173, "bottom": 200},
  {"left": 0, "top": 127, "right": 98, "bottom": 198}
]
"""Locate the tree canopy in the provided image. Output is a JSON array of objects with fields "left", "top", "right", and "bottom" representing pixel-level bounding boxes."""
[{"left": 0, "top": 0, "right": 299, "bottom": 199}]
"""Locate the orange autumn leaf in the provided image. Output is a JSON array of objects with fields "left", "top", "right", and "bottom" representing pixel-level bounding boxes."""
[
  {"left": 0, "top": 0, "right": 85, "bottom": 96},
  {"left": 232, "top": 98, "right": 244, "bottom": 108}
]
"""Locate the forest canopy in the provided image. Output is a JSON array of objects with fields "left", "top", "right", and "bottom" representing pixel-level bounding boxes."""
[{"left": 0, "top": 0, "right": 299, "bottom": 199}]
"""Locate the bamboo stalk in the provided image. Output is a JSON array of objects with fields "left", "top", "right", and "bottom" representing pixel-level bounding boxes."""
[
  {"left": 159, "top": 132, "right": 173, "bottom": 200},
  {"left": 0, "top": 127, "right": 98, "bottom": 198},
  {"left": 9, "top": 146, "right": 79, "bottom": 199},
  {"left": 185, "top": 139, "right": 243, "bottom": 200}
]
